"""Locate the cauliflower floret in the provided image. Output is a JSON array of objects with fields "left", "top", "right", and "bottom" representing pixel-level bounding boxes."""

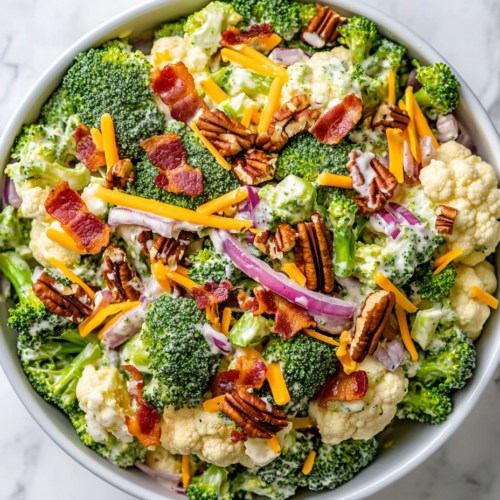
[
  {"left": 307, "top": 47, "right": 354, "bottom": 69},
  {"left": 150, "top": 36, "right": 188, "bottom": 68},
  {"left": 145, "top": 447, "right": 182, "bottom": 475},
  {"left": 81, "top": 177, "right": 108, "bottom": 217},
  {"left": 19, "top": 184, "right": 51, "bottom": 222},
  {"left": 420, "top": 141, "right": 500, "bottom": 266},
  {"left": 161, "top": 404, "right": 255, "bottom": 468},
  {"left": 30, "top": 220, "right": 80, "bottom": 268},
  {"left": 449, "top": 261, "right": 497, "bottom": 340},
  {"left": 309, "top": 356, "right": 407, "bottom": 445},
  {"left": 76, "top": 365, "right": 133, "bottom": 444}
]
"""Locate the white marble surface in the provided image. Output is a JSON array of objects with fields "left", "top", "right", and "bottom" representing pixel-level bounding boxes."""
[{"left": 1, "top": 0, "right": 500, "bottom": 498}]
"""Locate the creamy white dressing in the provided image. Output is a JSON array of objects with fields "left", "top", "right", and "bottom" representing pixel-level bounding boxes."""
[{"left": 352, "top": 151, "right": 377, "bottom": 209}]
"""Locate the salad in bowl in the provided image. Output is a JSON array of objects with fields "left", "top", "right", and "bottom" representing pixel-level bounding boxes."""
[{"left": 2, "top": 0, "right": 499, "bottom": 498}]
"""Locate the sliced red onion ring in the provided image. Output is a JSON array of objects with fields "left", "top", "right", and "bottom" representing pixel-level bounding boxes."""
[
  {"left": 373, "top": 339, "right": 405, "bottom": 371},
  {"left": 3, "top": 177, "right": 22, "bottom": 208},
  {"left": 379, "top": 152, "right": 390, "bottom": 169},
  {"left": 403, "top": 141, "right": 421, "bottom": 180},
  {"left": 436, "top": 114, "right": 458, "bottom": 144},
  {"left": 135, "top": 461, "right": 182, "bottom": 482},
  {"left": 387, "top": 202, "right": 422, "bottom": 227},
  {"left": 201, "top": 323, "right": 235, "bottom": 355},
  {"left": 269, "top": 47, "right": 311, "bottom": 66},
  {"left": 236, "top": 186, "right": 261, "bottom": 226},
  {"left": 103, "top": 304, "right": 145, "bottom": 349},
  {"left": 420, "top": 136, "right": 436, "bottom": 168},
  {"left": 108, "top": 207, "right": 202, "bottom": 239},
  {"left": 406, "top": 67, "right": 422, "bottom": 93},
  {"left": 373, "top": 209, "right": 401, "bottom": 240},
  {"left": 309, "top": 311, "right": 352, "bottom": 335},
  {"left": 211, "top": 230, "right": 355, "bottom": 318},
  {"left": 85, "top": 289, "right": 113, "bottom": 323}
]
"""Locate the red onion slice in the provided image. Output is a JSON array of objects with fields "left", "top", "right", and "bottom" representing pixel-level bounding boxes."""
[
  {"left": 201, "top": 323, "right": 235, "bottom": 355},
  {"left": 406, "top": 67, "right": 422, "bottom": 93},
  {"left": 379, "top": 152, "right": 390, "bottom": 169},
  {"left": 3, "top": 177, "right": 22, "bottom": 209},
  {"left": 420, "top": 136, "right": 436, "bottom": 168},
  {"left": 85, "top": 289, "right": 113, "bottom": 323},
  {"left": 134, "top": 461, "right": 182, "bottom": 483},
  {"left": 387, "top": 202, "right": 423, "bottom": 227},
  {"left": 108, "top": 207, "right": 202, "bottom": 239},
  {"left": 373, "top": 209, "right": 401, "bottom": 240},
  {"left": 373, "top": 339, "right": 405, "bottom": 371},
  {"left": 211, "top": 230, "right": 355, "bottom": 318},
  {"left": 309, "top": 311, "right": 352, "bottom": 335},
  {"left": 436, "top": 114, "right": 458, "bottom": 144},
  {"left": 269, "top": 48, "right": 311, "bottom": 66},
  {"left": 103, "top": 304, "right": 145, "bottom": 349}
]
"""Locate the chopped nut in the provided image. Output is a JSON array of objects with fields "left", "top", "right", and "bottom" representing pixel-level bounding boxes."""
[
  {"left": 149, "top": 231, "right": 193, "bottom": 269},
  {"left": 256, "top": 95, "right": 319, "bottom": 152},
  {"left": 103, "top": 159, "right": 136, "bottom": 190},
  {"left": 301, "top": 4, "right": 347, "bottom": 48},
  {"left": 350, "top": 291, "right": 396, "bottom": 362},
  {"left": 347, "top": 150, "right": 398, "bottom": 215},
  {"left": 33, "top": 272, "right": 94, "bottom": 323},
  {"left": 254, "top": 224, "right": 297, "bottom": 260},
  {"left": 220, "top": 390, "right": 288, "bottom": 440},
  {"left": 295, "top": 212, "right": 334, "bottom": 293},
  {"left": 102, "top": 244, "right": 143, "bottom": 302},
  {"left": 231, "top": 149, "right": 278, "bottom": 186},
  {"left": 137, "top": 229, "right": 154, "bottom": 257},
  {"left": 436, "top": 205, "right": 458, "bottom": 235},
  {"left": 371, "top": 101, "right": 410, "bottom": 132},
  {"left": 197, "top": 110, "right": 256, "bottom": 156}
]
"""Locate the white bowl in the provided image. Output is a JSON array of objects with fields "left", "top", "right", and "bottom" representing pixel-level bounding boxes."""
[{"left": 0, "top": 1, "right": 499, "bottom": 499}]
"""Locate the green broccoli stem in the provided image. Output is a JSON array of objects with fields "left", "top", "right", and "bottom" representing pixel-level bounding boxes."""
[
  {"left": 0, "top": 251, "right": 39, "bottom": 307},
  {"left": 333, "top": 228, "right": 356, "bottom": 277}
]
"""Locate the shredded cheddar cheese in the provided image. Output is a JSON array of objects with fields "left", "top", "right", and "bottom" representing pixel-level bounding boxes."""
[
  {"left": 395, "top": 303, "right": 418, "bottom": 361},
  {"left": 336, "top": 331, "right": 357, "bottom": 375},
  {"left": 200, "top": 78, "right": 229, "bottom": 105},
  {"left": 302, "top": 451, "right": 316, "bottom": 475},
  {"left": 304, "top": 328, "right": 341, "bottom": 346},
  {"left": 251, "top": 110, "right": 261, "bottom": 124},
  {"left": 90, "top": 127, "right": 104, "bottom": 151},
  {"left": 203, "top": 395, "right": 226, "bottom": 413},
  {"left": 221, "top": 307, "right": 232, "bottom": 335},
  {"left": 165, "top": 268, "right": 198, "bottom": 291},
  {"left": 258, "top": 77, "right": 284, "bottom": 134},
  {"left": 241, "top": 104, "right": 256, "bottom": 128},
  {"left": 386, "top": 128, "right": 404, "bottom": 183},
  {"left": 268, "top": 435, "right": 281, "bottom": 454},
  {"left": 46, "top": 228, "right": 86, "bottom": 255},
  {"left": 315, "top": 172, "right": 354, "bottom": 189},
  {"left": 46, "top": 257, "right": 95, "bottom": 299},
  {"left": 374, "top": 272, "right": 418, "bottom": 313},
  {"left": 249, "top": 228, "right": 262, "bottom": 235},
  {"left": 190, "top": 122, "right": 231, "bottom": 170},
  {"left": 196, "top": 188, "right": 248, "bottom": 215},
  {"left": 182, "top": 455, "right": 190, "bottom": 489},
  {"left": 413, "top": 98, "right": 440, "bottom": 149},
  {"left": 432, "top": 248, "right": 463, "bottom": 275},
  {"left": 206, "top": 304, "right": 221, "bottom": 332},
  {"left": 471, "top": 286, "right": 499, "bottom": 309},
  {"left": 282, "top": 263, "right": 307, "bottom": 287},
  {"left": 288, "top": 416, "right": 312, "bottom": 429},
  {"left": 221, "top": 48, "right": 278, "bottom": 79},
  {"left": 388, "top": 69, "right": 396, "bottom": 104},
  {"left": 98, "top": 302, "right": 139, "bottom": 340},
  {"left": 233, "top": 44, "right": 287, "bottom": 79},
  {"left": 267, "top": 362, "right": 290, "bottom": 406},
  {"left": 79, "top": 302, "right": 139, "bottom": 337},
  {"left": 100, "top": 113, "right": 119, "bottom": 170},
  {"left": 405, "top": 87, "right": 422, "bottom": 163},
  {"left": 151, "top": 261, "right": 172, "bottom": 294}
]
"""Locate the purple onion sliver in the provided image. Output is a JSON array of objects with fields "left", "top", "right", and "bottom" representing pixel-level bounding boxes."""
[
  {"left": 406, "top": 67, "right": 422, "bottom": 93},
  {"left": 403, "top": 141, "right": 421, "bottom": 180},
  {"left": 374, "top": 339, "right": 405, "bottom": 371},
  {"left": 135, "top": 461, "right": 182, "bottom": 482},
  {"left": 387, "top": 202, "right": 422, "bottom": 226},
  {"left": 201, "top": 323, "right": 235, "bottom": 355},
  {"left": 104, "top": 304, "right": 145, "bottom": 349},
  {"left": 420, "top": 136, "right": 436, "bottom": 168},
  {"left": 374, "top": 208, "right": 401, "bottom": 240},
  {"left": 4, "top": 177, "right": 22, "bottom": 209},
  {"left": 309, "top": 311, "right": 352, "bottom": 335},
  {"left": 269, "top": 48, "right": 311, "bottom": 66},
  {"left": 436, "top": 114, "right": 459, "bottom": 144},
  {"left": 457, "top": 130, "right": 477, "bottom": 154},
  {"left": 379, "top": 152, "right": 390, "bottom": 169}
]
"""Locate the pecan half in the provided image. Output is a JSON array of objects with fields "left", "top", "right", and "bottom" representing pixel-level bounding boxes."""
[
  {"left": 371, "top": 101, "right": 410, "bottom": 132},
  {"left": 137, "top": 229, "right": 154, "bottom": 257},
  {"left": 103, "top": 159, "right": 136, "bottom": 190},
  {"left": 33, "top": 272, "right": 94, "bottom": 323},
  {"left": 295, "top": 213, "right": 334, "bottom": 293},
  {"left": 350, "top": 291, "right": 396, "bottom": 362},
  {"left": 256, "top": 95, "right": 319, "bottom": 152},
  {"left": 254, "top": 224, "right": 297, "bottom": 260},
  {"left": 435, "top": 205, "right": 458, "bottom": 235},
  {"left": 301, "top": 4, "right": 347, "bottom": 48},
  {"left": 149, "top": 231, "right": 193, "bottom": 269},
  {"left": 220, "top": 390, "right": 288, "bottom": 440},
  {"left": 231, "top": 149, "right": 278, "bottom": 186},
  {"left": 102, "top": 244, "right": 143, "bottom": 302},
  {"left": 197, "top": 110, "right": 256, "bottom": 156},
  {"left": 347, "top": 150, "right": 398, "bottom": 215}
]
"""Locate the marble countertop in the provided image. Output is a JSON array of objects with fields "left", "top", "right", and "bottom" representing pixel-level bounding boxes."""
[{"left": 1, "top": 0, "right": 500, "bottom": 499}]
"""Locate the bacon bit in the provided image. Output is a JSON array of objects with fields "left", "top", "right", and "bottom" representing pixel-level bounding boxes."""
[
  {"left": 122, "top": 365, "right": 161, "bottom": 447},
  {"left": 311, "top": 94, "right": 362, "bottom": 145},
  {"left": 150, "top": 62, "right": 208, "bottom": 124},
  {"left": 44, "top": 181, "right": 110, "bottom": 255},
  {"left": 141, "top": 133, "right": 187, "bottom": 171},
  {"left": 221, "top": 24, "right": 274, "bottom": 47},
  {"left": 231, "top": 429, "right": 248, "bottom": 444},
  {"left": 238, "top": 287, "right": 315, "bottom": 338},
  {"left": 73, "top": 124, "right": 106, "bottom": 173},
  {"left": 155, "top": 165, "right": 204, "bottom": 197},
  {"left": 211, "top": 369, "right": 240, "bottom": 397},
  {"left": 192, "top": 280, "right": 233, "bottom": 310},
  {"left": 233, "top": 356, "right": 268, "bottom": 391},
  {"left": 316, "top": 366, "right": 368, "bottom": 407}
]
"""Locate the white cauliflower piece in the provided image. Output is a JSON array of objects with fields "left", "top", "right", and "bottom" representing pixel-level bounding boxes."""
[
  {"left": 150, "top": 36, "right": 188, "bottom": 68},
  {"left": 145, "top": 447, "right": 182, "bottom": 475},
  {"left": 449, "top": 261, "right": 497, "bottom": 340},
  {"left": 309, "top": 356, "right": 407, "bottom": 444},
  {"left": 420, "top": 141, "right": 500, "bottom": 266},
  {"left": 81, "top": 177, "right": 108, "bottom": 217},
  {"left": 30, "top": 220, "right": 80, "bottom": 268},
  {"left": 161, "top": 405, "right": 255, "bottom": 468},
  {"left": 19, "top": 184, "right": 52, "bottom": 222},
  {"left": 76, "top": 365, "right": 133, "bottom": 444},
  {"left": 307, "top": 47, "right": 354, "bottom": 69}
]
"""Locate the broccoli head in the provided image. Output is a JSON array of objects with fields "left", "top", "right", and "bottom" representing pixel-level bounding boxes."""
[
  {"left": 140, "top": 294, "right": 221, "bottom": 411},
  {"left": 414, "top": 62, "right": 461, "bottom": 120},
  {"left": 120, "top": 334, "right": 152, "bottom": 374},
  {"left": 409, "top": 262, "right": 457, "bottom": 302},
  {"left": 337, "top": 16, "right": 381, "bottom": 64},
  {"left": 0, "top": 206, "right": 31, "bottom": 257},
  {"left": 187, "top": 465, "right": 233, "bottom": 500},
  {"left": 276, "top": 133, "right": 357, "bottom": 182},
  {"left": 62, "top": 39, "right": 164, "bottom": 160},
  {"left": 154, "top": 17, "right": 187, "bottom": 40},
  {"left": 71, "top": 254, "right": 105, "bottom": 290},
  {"left": 39, "top": 86, "right": 77, "bottom": 128},
  {"left": 129, "top": 121, "right": 240, "bottom": 210},
  {"left": 298, "top": 438, "right": 378, "bottom": 490},
  {"left": 260, "top": 332, "right": 338, "bottom": 415},
  {"left": 397, "top": 381, "right": 452, "bottom": 424}
]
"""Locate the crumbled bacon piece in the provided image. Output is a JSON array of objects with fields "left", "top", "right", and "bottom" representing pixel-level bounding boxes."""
[
  {"left": 221, "top": 24, "right": 274, "bottom": 47},
  {"left": 311, "top": 94, "right": 363, "bottom": 145},
  {"left": 155, "top": 164, "right": 204, "bottom": 197},
  {"left": 233, "top": 356, "right": 267, "bottom": 391},
  {"left": 140, "top": 133, "right": 187, "bottom": 171},
  {"left": 44, "top": 181, "right": 110, "bottom": 254},
  {"left": 316, "top": 367, "right": 368, "bottom": 407},
  {"left": 72, "top": 124, "right": 106, "bottom": 173},
  {"left": 237, "top": 287, "right": 315, "bottom": 338},
  {"left": 211, "top": 370, "right": 240, "bottom": 397},
  {"left": 192, "top": 280, "right": 233, "bottom": 310}
]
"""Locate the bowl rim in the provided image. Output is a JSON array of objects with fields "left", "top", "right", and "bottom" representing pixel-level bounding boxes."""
[{"left": 1, "top": 1, "right": 500, "bottom": 499}]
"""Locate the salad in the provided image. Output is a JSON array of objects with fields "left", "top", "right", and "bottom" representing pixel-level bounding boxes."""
[{"left": 2, "top": 0, "right": 499, "bottom": 497}]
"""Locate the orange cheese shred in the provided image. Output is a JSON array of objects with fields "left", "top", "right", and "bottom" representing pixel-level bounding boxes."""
[
  {"left": 405, "top": 87, "right": 422, "bottom": 163},
  {"left": 203, "top": 395, "right": 226, "bottom": 413},
  {"left": 46, "top": 257, "right": 95, "bottom": 300},
  {"left": 395, "top": 303, "right": 418, "bottom": 362},
  {"left": 302, "top": 451, "right": 317, "bottom": 475},
  {"left": 268, "top": 435, "right": 281, "bottom": 454},
  {"left": 221, "top": 307, "right": 232, "bottom": 335},
  {"left": 165, "top": 269, "right": 198, "bottom": 291},
  {"left": 288, "top": 416, "right": 312, "bottom": 430},
  {"left": 90, "top": 128, "right": 104, "bottom": 151},
  {"left": 241, "top": 104, "right": 256, "bottom": 128},
  {"left": 471, "top": 286, "right": 499, "bottom": 309},
  {"left": 304, "top": 328, "right": 340, "bottom": 346},
  {"left": 386, "top": 128, "right": 404, "bottom": 183},
  {"left": 98, "top": 302, "right": 140, "bottom": 340},
  {"left": 197, "top": 188, "right": 248, "bottom": 215},
  {"left": 388, "top": 69, "right": 396, "bottom": 105},
  {"left": 374, "top": 272, "right": 418, "bottom": 313},
  {"left": 258, "top": 77, "right": 284, "bottom": 135},
  {"left": 206, "top": 304, "right": 221, "bottom": 332},
  {"left": 413, "top": 99, "right": 440, "bottom": 149},
  {"left": 151, "top": 261, "right": 172, "bottom": 294},
  {"left": 221, "top": 48, "right": 277, "bottom": 78},
  {"left": 233, "top": 44, "right": 287, "bottom": 79},
  {"left": 282, "top": 263, "right": 307, "bottom": 287},
  {"left": 315, "top": 173, "right": 354, "bottom": 189},
  {"left": 100, "top": 113, "right": 119, "bottom": 170},
  {"left": 251, "top": 110, "right": 261, "bottom": 124},
  {"left": 190, "top": 122, "right": 231, "bottom": 170},
  {"left": 433, "top": 248, "right": 463, "bottom": 275},
  {"left": 336, "top": 331, "right": 357, "bottom": 375},
  {"left": 46, "top": 228, "right": 86, "bottom": 255},
  {"left": 78, "top": 302, "right": 139, "bottom": 337},
  {"left": 267, "top": 362, "right": 290, "bottom": 406},
  {"left": 182, "top": 455, "right": 190, "bottom": 489},
  {"left": 200, "top": 78, "right": 229, "bottom": 105}
]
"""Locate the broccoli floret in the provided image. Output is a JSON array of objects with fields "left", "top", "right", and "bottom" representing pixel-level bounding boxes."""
[
  {"left": 297, "top": 2, "right": 318, "bottom": 30},
  {"left": 71, "top": 254, "right": 105, "bottom": 289},
  {"left": 276, "top": 134, "right": 357, "bottom": 181},
  {"left": 260, "top": 332, "right": 337, "bottom": 415},
  {"left": 129, "top": 121, "right": 240, "bottom": 210},
  {"left": 397, "top": 381, "right": 452, "bottom": 424},
  {"left": 120, "top": 334, "right": 152, "bottom": 374},
  {"left": 413, "top": 62, "right": 461, "bottom": 120},
  {"left": 187, "top": 465, "right": 233, "bottom": 500},
  {"left": 154, "top": 17, "right": 187, "bottom": 40},
  {"left": 140, "top": 294, "right": 221, "bottom": 411},
  {"left": 62, "top": 39, "right": 164, "bottom": 161},
  {"left": 327, "top": 194, "right": 357, "bottom": 277},
  {"left": 409, "top": 262, "right": 456, "bottom": 301},
  {"left": 298, "top": 438, "right": 378, "bottom": 490},
  {"left": 0, "top": 206, "right": 31, "bottom": 257},
  {"left": 39, "top": 86, "right": 77, "bottom": 128},
  {"left": 337, "top": 16, "right": 381, "bottom": 64},
  {"left": 231, "top": 469, "right": 296, "bottom": 500},
  {"left": 0, "top": 251, "right": 74, "bottom": 348},
  {"left": 218, "top": 66, "right": 273, "bottom": 101}
]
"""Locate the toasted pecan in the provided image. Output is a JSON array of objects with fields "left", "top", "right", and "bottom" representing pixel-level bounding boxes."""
[
  {"left": 231, "top": 149, "right": 278, "bottom": 186},
  {"left": 149, "top": 231, "right": 193, "bottom": 269},
  {"left": 435, "top": 205, "right": 458, "bottom": 235},
  {"left": 301, "top": 3, "right": 347, "bottom": 48},
  {"left": 254, "top": 224, "right": 297, "bottom": 260},
  {"left": 103, "top": 159, "right": 136, "bottom": 190},
  {"left": 371, "top": 101, "right": 410, "bottom": 132}
]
